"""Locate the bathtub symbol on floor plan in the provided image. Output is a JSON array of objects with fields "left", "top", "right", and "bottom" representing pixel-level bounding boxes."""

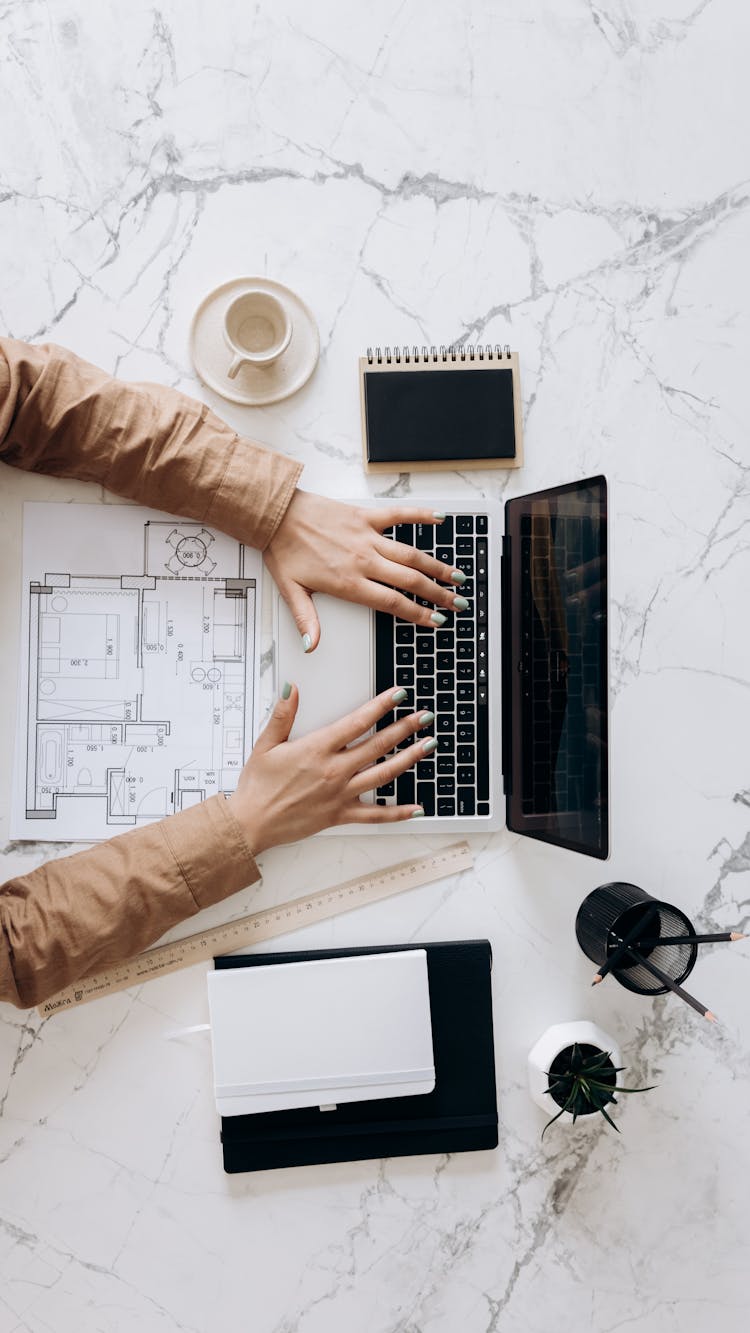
[{"left": 163, "top": 527, "right": 217, "bottom": 576}]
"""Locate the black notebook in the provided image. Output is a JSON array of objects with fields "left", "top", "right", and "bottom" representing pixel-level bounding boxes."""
[
  {"left": 360, "top": 345, "right": 523, "bottom": 473},
  {"left": 215, "top": 939, "right": 498, "bottom": 1174}
]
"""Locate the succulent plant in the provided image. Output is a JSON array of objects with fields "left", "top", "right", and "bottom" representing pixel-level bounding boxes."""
[{"left": 542, "top": 1042, "right": 654, "bottom": 1138}]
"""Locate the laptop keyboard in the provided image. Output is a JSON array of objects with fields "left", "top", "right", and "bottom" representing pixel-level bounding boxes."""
[{"left": 375, "top": 515, "right": 490, "bottom": 818}]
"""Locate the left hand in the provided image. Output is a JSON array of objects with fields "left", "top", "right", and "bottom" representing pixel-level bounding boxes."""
[{"left": 264, "top": 490, "right": 468, "bottom": 651}]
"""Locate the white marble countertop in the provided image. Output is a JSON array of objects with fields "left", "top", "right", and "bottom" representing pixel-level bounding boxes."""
[{"left": 1, "top": 2, "right": 749, "bottom": 1330}]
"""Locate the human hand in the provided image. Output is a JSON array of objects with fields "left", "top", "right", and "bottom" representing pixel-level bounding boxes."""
[
  {"left": 264, "top": 490, "right": 468, "bottom": 651},
  {"left": 228, "top": 685, "right": 436, "bottom": 853}
]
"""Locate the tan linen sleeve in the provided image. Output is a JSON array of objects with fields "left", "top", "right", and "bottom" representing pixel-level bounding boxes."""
[
  {"left": 0, "top": 797, "right": 260, "bottom": 1010},
  {"left": 0, "top": 337, "right": 303, "bottom": 549}
]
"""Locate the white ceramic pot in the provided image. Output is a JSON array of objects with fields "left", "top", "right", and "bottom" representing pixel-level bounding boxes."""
[{"left": 527, "top": 1020, "right": 622, "bottom": 1122}]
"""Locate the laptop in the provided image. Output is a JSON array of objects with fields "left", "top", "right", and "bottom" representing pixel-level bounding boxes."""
[{"left": 274, "top": 475, "right": 609, "bottom": 858}]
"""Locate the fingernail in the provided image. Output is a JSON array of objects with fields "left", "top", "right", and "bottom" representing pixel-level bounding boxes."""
[
  {"left": 411, "top": 806, "right": 425, "bottom": 818},
  {"left": 301, "top": 633, "right": 312, "bottom": 653},
  {"left": 422, "top": 737, "right": 438, "bottom": 754},
  {"left": 430, "top": 611, "right": 447, "bottom": 626},
  {"left": 432, "top": 511, "right": 446, "bottom": 520},
  {"left": 281, "top": 681, "right": 292, "bottom": 700},
  {"left": 453, "top": 595, "right": 469, "bottom": 611},
  {"left": 391, "top": 688, "right": 408, "bottom": 704},
  {"left": 418, "top": 711, "right": 434, "bottom": 727},
  {"left": 450, "top": 569, "right": 467, "bottom": 585}
]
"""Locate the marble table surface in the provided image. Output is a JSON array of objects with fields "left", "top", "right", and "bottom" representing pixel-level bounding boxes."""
[{"left": 1, "top": 2, "right": 749, "bottom": 1330}]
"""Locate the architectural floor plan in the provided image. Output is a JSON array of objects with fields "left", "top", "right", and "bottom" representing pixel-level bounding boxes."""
[{"left": 12, "top": 503, "right": 261, "bottom": 842}]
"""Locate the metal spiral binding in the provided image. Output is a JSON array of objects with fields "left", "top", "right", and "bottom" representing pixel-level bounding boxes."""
[{"left": 366, "top": 343, "right": 512, "bottom": 365}]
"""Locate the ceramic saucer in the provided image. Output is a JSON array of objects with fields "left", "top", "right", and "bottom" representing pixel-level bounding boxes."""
[{"left": 189, "top": 277, "right": 320, "bottom": 406}]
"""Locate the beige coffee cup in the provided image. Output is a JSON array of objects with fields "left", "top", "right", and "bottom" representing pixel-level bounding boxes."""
[{"left": 224, "top": 289, "right": 292, "bottom": 378}]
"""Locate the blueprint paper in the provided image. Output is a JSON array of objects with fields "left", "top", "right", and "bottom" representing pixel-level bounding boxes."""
[{"left": 12, "top": 503, "right": 262, "bottom": 842}]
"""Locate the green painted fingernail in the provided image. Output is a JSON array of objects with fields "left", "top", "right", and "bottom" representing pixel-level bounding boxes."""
[
  {"left": 281, "top": 681, "right": 292, "bottom": 700},
  {"left": 450, "top": 569, "right": 467, "bottom": 585},
  {"left": 453, "top": 595, "right": 469, "bottom": 611},
  {"left": 411, "top": 807, "right": 425, "bottom": 818},
  {"left": 430, "top": 611, "right": 447, "bottom": 626},
  {"left": 433, "top": 511, "right": 446, "bottom": 520},
  {"left": 392, "top": 688, "right": 408, "bottom": 703},
  {"left": 301, "top": 633, "right": 312, "bottom": 653},
  {"left": 418, "top": 711, "right": 434, "bottom": 727},
  {"left": 422, "top": 737, "right": 438, "bottom": 754}
]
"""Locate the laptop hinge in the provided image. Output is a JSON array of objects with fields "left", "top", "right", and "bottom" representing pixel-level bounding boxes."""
[{"left": 501, "top": 534, "right": 512, "bottom": 795}]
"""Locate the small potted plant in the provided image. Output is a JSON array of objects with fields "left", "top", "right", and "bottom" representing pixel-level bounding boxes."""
[{"left": 528, "top": 1020, "right": 654, "bottom": 1137}]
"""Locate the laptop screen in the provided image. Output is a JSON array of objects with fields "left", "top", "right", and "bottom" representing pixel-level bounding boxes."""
[{"left": 503, "top": 477, "right": 608, "bottom": 859}]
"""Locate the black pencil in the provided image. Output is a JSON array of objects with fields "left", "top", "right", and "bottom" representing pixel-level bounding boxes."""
[
  {"left": 636, "top": 931, "right": 746, "bottom": 947},
  {"left": 591, "top": 903, "right": 660, "bottom": 985},
  {"left": 627, "top": 948, "right": 717, "bottom": 1023}
]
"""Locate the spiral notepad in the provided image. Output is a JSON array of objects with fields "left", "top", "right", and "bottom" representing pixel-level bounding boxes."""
[{"left": 359, "top": 344, "right": 523, "bottom": 473}]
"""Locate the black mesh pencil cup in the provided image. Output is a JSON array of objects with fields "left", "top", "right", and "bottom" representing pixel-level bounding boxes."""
[{"left": 575, "top": 882, "right": 698, "bottom": 994}]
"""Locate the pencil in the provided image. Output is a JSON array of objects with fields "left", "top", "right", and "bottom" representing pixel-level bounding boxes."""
[
  {"left": 627, "top": 948, "right": 717, "bottom": 1022},
  {"left": 636, "top": 931, "right": 746, "bottom": 947},
  {"left": 591, "top": 903, "right": 660, "bottom": 986}
]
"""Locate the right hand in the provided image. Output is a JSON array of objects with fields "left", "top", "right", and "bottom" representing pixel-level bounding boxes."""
[{"left": 227, "top": 686, "right": 434, "bottom": 854}]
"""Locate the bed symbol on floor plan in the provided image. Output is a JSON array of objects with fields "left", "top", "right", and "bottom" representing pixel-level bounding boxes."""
[{"left": 163, "top": 527, "right": 217, "bottom": 576}]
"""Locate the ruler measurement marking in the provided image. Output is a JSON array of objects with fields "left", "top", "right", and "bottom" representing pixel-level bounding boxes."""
[{"left": 38, "top": 842, "right": 473, "bottom": 1015}]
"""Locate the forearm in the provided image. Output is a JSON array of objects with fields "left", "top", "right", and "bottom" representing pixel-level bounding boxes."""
[
  {"left": 0, "top": 338, "right": 302, "bottom": 549},
  {"left": 0, "top": 796, "right": 260, "bottom": 1010}
]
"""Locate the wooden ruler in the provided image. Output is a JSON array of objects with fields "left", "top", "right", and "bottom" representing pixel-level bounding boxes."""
[{"left": 38, "top": 841, "right": 473, "bottom": 1017}]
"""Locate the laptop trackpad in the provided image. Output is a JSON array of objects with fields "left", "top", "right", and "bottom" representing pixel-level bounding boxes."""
[{"left": 275, "top": 594, "right": 373, "bottom": 738}]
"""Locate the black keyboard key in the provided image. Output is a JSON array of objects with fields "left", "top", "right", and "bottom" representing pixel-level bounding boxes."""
[
  {"left": 456, "top": 621, "right": 473, "bottom": 638},
  {"left": 458, "top": 745, "right": 474, "bottom": 764},
  {"left": 457, "top": 788, "right": 476, "bottom": 816},
  {"left": 417, "top": 676, "right": 434, "bottom": 695},
  {"left": 437, "top": 673, "right": 455, "bottom": 691},
  {"left": 437, "top": 715, "right": 454, "bottom": 732},
  {"left": 416, "top": 656, "right": 434, "bottom": 676},
  {"left": 416, "top": 760, "right": 435, "bottom": 780},
  {"left": 437, "top": 735, "right": 455, "bottom": 754},
  {"left": 417, "top": 697, "right": 433, "bottom": 713},
  {"left": 378, "top": 780, "right": 395, "bottom": 796},
  {"left": 416, "top": 634, "right": 433, "bottom": 654},
  {"left": 395, "top": 523, "right": 413, "bottom": 543},
  {"left": 396, "top": 646, "right": 414, "bottom": 665},
  {"left": 457, "top": 664, "right": 474, "bottom": 680},
  {"left": 457, "top": 704, "right": 474, "bottom": 722},
  {"left": 437, "top": 756, "right": 454, "bottom": 774},
  {"left": 456, "top": 515, "right": 473, "bottom": 533},
  {"left": 457, "top": 766, "right": 475, "bottom": 786},
  {"left": 436, "top": 547, "right": 453, "bottom": 566},
  {"left": 476, "top": 515, "right": 488, "bottom": 534},
  {"left": 416, "top": 524, "right": 433, "bottom": 550},
  {"left": 478, "top": 801, "right": 490, "bottom": 816},
  {"left": 457, "top": 642, "right": 474, "bottom": 658},
  {"left": 437, "top": 694, "right": 454, "bottom": 712},
  {"left": 437, "top": 776, "right": 455, "bottom": 794},
  {"left": 437, "top": 798, "right": 456, "bottom": 816},
  {"left": 436, "top": 630, "right": 454, "bottom": 650},
  {"left": 457, "top": 683, "right": 474, "bottom": 701},
  {"left": 396, "top": 667, "right": 414, "bottom": 687},
  {"left": 374, "top": 610, "right": 394, "bottom": 696},
  {"left": 417, "top": 783, "right": 436, "bottom": 816},
  {"left": 456, "top": 537, "right": 473, "bottom": 556},
  {"left": 377, "top": 797, "right": 388, "bottom": 806},
  {"left": 456, "top": 557, "right": 474, "bottom": 577},
  {"left": 397, "top": 771, "right": 415, "bottom": 804},
  {"left": 434, "top": 517, "right": 454, "bottom": 544},
  {"left": 457, "top": 725, "right": 474, "bottom": 744},
  {"left": 435, "top": 652, "right": 452, "bottom": 671},
  {"left": 396, "top": 624, "right": 414, "bottom": 644}
]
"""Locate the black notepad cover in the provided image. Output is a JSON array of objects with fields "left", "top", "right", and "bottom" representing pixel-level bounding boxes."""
[
  {"left": 215, "top": 940, "right": 498, "bottom": 1174},
  {"left": 363, "top": 368, "right": 516, "bottom": 463}
]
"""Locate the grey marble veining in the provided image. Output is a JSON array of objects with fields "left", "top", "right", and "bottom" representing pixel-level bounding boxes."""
[{"left": 1, "top": 2, "right": 749, "bottom": 1330}]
